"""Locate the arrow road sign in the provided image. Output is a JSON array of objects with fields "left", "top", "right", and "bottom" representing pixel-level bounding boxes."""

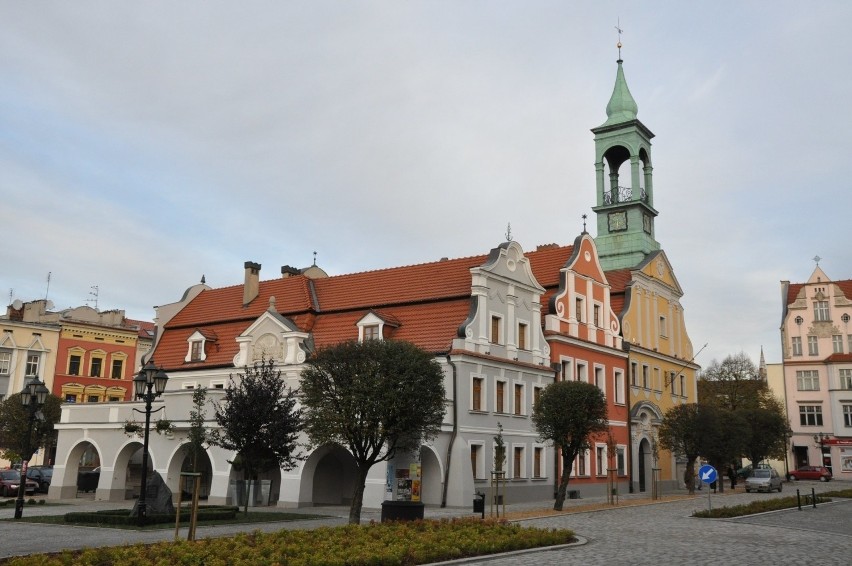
[{"left": 698, "top": 464, "right": 718, "bottom": 484}]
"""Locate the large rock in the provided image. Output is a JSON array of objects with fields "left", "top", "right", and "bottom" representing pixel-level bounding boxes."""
[{"left": 130, "top": 471, "right": 175, "bottom": 517}]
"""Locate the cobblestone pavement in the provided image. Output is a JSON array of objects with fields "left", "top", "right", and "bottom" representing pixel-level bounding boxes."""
[{"left": 1, "top": 480, "right": 849, "bottom": 563}]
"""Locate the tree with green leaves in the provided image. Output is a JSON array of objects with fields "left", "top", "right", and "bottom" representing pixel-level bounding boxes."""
[
  {"left": 300, "top": 339, "right": 446, "bottom": 524},
  {"left": 736, "top": 395, "right": 790, "bottom": 471},
  {"left": 531, "top": 380, "right": 608, "bottom": 511},
  {"left": 658, "top": 403, "right": 716, "bottom": 494},
  {"left": 0, "top": 393, "right": 62, "bottom": 463},
  {"left": 695, "top": 406, "right": 746, "bottom": 493},
  {"left": 186, "top": 387, "right": 209, "bottom": 474},
  {"left": 209, "top": 358, "right": 302, "bottom": 514}
]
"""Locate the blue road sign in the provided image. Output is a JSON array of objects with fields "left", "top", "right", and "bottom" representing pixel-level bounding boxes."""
[{"left": 698, "top": 464, "right": 717, "bottom": 484}]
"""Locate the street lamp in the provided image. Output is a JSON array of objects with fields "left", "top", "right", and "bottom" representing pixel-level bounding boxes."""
[
  {"left": 15, "top": 376, "right": 49, "bottom": 519},
  {"left": 132, "top": 360, "right": 169, "bottom": 526}
]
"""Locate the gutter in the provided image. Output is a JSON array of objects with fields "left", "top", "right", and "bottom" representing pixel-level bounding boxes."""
[{"left": 441, "top": 352, "right": 458, "bottom": 508}]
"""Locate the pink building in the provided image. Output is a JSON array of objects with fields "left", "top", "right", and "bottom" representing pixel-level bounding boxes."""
[{"left": 781, "top": 264, "right": 852, "bottom": 478}]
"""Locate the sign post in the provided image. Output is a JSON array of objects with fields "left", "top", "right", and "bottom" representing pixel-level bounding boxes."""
[{"left": 698, "top": 464, "right": 717, "bottom": 511}]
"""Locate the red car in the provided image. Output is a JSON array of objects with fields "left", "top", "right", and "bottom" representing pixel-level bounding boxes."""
[
  {"left": 0, "top": 469, "right": 39, "bottom": 497},
  {"left": 787, "top": 466, "right": 832, "bottom": 482}
]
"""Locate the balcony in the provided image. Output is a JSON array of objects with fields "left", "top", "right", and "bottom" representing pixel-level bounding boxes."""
[{"left": 603, "top": 186, "right": 647, "bottom": 205}]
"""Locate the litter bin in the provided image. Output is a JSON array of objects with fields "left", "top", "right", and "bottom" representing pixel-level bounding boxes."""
[{"left": 473, "top": 491, "right": 485, "bottom": 517}]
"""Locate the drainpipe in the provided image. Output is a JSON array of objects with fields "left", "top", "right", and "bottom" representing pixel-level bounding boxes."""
[{"left": 441, "top": 352, "right": 458, "bottom": 508}]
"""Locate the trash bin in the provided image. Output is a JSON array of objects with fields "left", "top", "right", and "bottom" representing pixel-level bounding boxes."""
[{"left": 473, "top": 492, "right": 485, "bottom": 514}]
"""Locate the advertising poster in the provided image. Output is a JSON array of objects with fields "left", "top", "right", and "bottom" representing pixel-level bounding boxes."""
[
  {"left": 396, "top": 468, "right": 411, "bottom": 501},
  {"left": 385, "top": 464, "right": 395, "bottom": 500}
]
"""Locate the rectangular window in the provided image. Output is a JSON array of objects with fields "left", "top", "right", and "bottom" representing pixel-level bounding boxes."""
[
  {"left": 87, "top": 395, "right": 99, "bottom": 403},
  {"left": 642, "top": 365, "right": 649, "bottom": 389},
  {"left": 108, "top": 396, "right": 121, "bottom": 402},
  {"left": 111, "top": 359, "right": 123, "bottom": 379},
  {"left": 596, "top": 446, "right": 605, "bottom": 476},
  {"left": 840, "top": 369, "right": 852, "bottom": 390},
  {"left": 659, "top": 316, "right": 667, "bottom": 337},
  {"left": 617, "top": 447, "right": 626, "bottom": 475},
  {"left": 814, "top": 300, "right": 830, "bottom": 322},
  {"left": 833, "top": 335, "right": 844, "bottom": 354},
  {"left": 844, "top": 405, "right": 852, "bottom": 428},
  {"left": 25, "top": 353, "right": 40, "bottom": 377},
  {"left": 0, "top": 351, "right": 10, "bottom": 375},
  {"left": 594, "top": 366, "right": 605, "bottom": 395},
  {"left": 653, "top": 368, "right": 661, "bottom": 391},
  {"left": 577, "top": 450, "right": 587, "bottom": 476},
  {"left": 577, "top": 362, "right": 588, "bottom": 383},
  {"left": 799, "top": 405, "right": 823, "bottom": 426},
  {"left": 65, "top": 394, "right": 77, "bottom": 403},
  {"left": 593, "top": 304, "right": 601, "bottom": 327},
  {"left": 470, "top": 445, "right": 481, "bottom": 479},
  {"left": 614, "top": 370, "right": 625, "bottom": 404},
  {"left": 680, "top": 374, "right": 686, "bottom": 397},
  {"left": 630, "top": 362, "right": 638, "bottom": 387},
  {"left": 533, "top": 386, "right": 542, "bottom": 409},
  {"left": 561, "top": 360, "right": 572, "bottom": 381},
  {"left": 533, "top": 447, "right": 543, "bottom": 478},
  {"left": 496, "top": 381, "right": 505, "bottom": 413},
  {"left": 575, "top": 296, "right": 586, "bottom": 323},
  {"left": 517, "top": 322, "right": 528, "bottom": 350},
  {"left": 68, "top": 355, "right": 81, "bottom": 376},
  {"left": 796, "top": 370, "right": 820, "bottom": 391},
  {"left": 808, "top": 335, "right": 819, "bottom": 356},
  {"left": 514, "top": 383, "right": 523, "bottom": 416},
  {"left": 472, "top": 377, "right": 483, "bottom": 411},
  {"left": 514, "top": 447, "right": 523, "bottom": 479},
  {"left": 848, "top": 335, "right": 852, "bottom": 355},
  {"left": 792, "top": 337, "right": 802, "bottom": 356},
  {"left": 669, "top": 372, "right": 677, "bottom": 394},
  {"left": 490, "top": 316, "right": 501, "bottom": 345},
  {"left": 363, "top": 324, "right": 380, "bottom": 341},
  {"left": 90, "top": 357, "right": 103, "bottom": 378},
  {"left": 190, "top": 341, "right": 202, "bottom": 361}
]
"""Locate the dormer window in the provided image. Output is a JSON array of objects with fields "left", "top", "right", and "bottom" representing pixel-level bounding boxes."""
[
  {"left": 185, "top": 329, "right": 216, "bottom": 363},
  {"left": 363, "top": 325, "right": 380, "bottom": 341}
]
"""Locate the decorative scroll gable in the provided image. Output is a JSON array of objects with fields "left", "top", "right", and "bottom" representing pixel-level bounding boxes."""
[{"left": 234, "top": 308, "right": 310, "bottom": 367}]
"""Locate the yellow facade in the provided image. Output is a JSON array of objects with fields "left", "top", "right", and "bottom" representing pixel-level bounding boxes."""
[{"left": 618, "top": 251, "right": 699, "bottom": 492}]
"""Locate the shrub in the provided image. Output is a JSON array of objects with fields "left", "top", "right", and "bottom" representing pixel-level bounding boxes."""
[{"left": 693, "top": 495, "right": 831, "bottom": 518}]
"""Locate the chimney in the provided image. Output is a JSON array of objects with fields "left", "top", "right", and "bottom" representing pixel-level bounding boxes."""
[
  {"left": 243, "top": 261, "right": 261, "bottom": 305},
  {"left": 281, "top": 265, "right": 301, "bottom": 278}
]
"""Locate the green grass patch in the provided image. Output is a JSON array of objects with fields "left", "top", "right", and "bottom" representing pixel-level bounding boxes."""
[
  {"left": 693, "top": 495, "right": 831, "bottom": 518},
  {"left": 0, "top": 517, "right": 575, "bottom": 565},
  {"left": 7, "top": 506, "right": 328, "bottom": 530}
]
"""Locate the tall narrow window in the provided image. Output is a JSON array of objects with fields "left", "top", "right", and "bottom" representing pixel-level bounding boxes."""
[
  {"left": 814, "top": 301, "right": 830, "bottom": 322},
  {"left": 111, "top": 359, "right": 123, "bottom": 379},
  {"left": 596, "top": 446, "right": 605, "bottom": 476},
  {"left": 844, "top": 405, "right": 852, "bottom": 428},
  {"left": 642, "top": 365, "right": 649, "bottom": 389},
  {"left": 68, "top": 355, "right": 82, "bottom": 376},
  {"left": 517, "top": 322, "right": 528, "bottom": 350},
  {"left": 190, "top": 341, "right": 203, "bottom": 362},
  {"left": 25, "top": 353, "right": 40, "bottom": 377},
  {"left": 593, "top": 304, "right": 601, "bottom": 327},
  {"left": 496, "top": 381, "right": 505, "bottom": 413},
  {"left": 514, "top": 447, "right": 523, "bottom": 479},
  {"left": 533, "top": 447, "right": 543, "bottom": 478},
  {"left": 561, "top": 360, "right": 572, "bottom": 381},
  {"left": 659, "top": 316, "right": 668, "bottom": 337},
  {"left": 533, "top": 386, "right": 542, "bottom": 409},
  {"left": 630, "top": 362, "right": 638, "bottom": 386},
  {"left": 840, "top": 369, "right": 852, "bottom": 390},
  {"left": 617, "top": 447, "right": 626, "bottom": 475},
  {"left": 575, "top": 297, "right": 585, "bottom": 322},
  {"left": 614, "top": 370, "right": 625, "bottom": 404},
  {"left": 90, "top": 357, "right": 103, "bottom": 378},
  {"left": 490, "top": 316, "right": 501, "bottom": 345},
  {"left": 833, "top": 335, "right": 843, "bottom": 353},
  {"left": 0, "top": 351, "right": 10, "bottom": 375},
  {"left": 594, "top": 366, "right": 605, "bottom": 395},
  {"left": 514, "top": 384, "right": 523, "bottom": 415},
  {"left": 679, "top": 375, "right": 686, "bottom": 397},
  {"left": 470, "top": 445, "right": 481, "bottom": 479},
  {"left": 808, "top": 335, "right": 819, "bottom": 356},
  {"left": 472, "top": 377, "right": 483, "bottom": 411},
  {"left": 577, "top": 362, "right": 588, "bottom": 383},
  {"left": 791, "top": 337, "right": 802, "bottom": 356},
  {"left": 577, "top": 451, "right": 587, "bottom": 476}
]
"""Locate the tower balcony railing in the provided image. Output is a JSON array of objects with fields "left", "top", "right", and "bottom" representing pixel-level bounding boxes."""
[{"left": 603, "top": 186, "right": 647, "bottom": 205}]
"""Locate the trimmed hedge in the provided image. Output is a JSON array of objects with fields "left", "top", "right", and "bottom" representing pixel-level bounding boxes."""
[
  {"left": 64, "top": 505, "right": 239, "bottom": 525},
  {"left": 693, "top": 495, "right": 830, "bottom": 518}
]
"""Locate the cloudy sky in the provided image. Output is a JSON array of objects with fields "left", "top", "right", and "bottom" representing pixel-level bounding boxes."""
[{"left": 3, "top": 1, "right": 851, "bottom": 368}]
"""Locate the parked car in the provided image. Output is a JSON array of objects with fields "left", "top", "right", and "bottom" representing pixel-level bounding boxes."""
[
  {"left": 26, "top": 466, "right": 53, "bottom": 493},
  {"left": 0, "top": 469, "right": 39, "bottom": 497},
  {"left": 787, "top": 466, "right": 832, "bottom": 482},
  {"left": 736, "top": 463, "right": 772, "bottom": 479},
  {"left": 744, "top": 468, "right": 783, "bottom": 493}
]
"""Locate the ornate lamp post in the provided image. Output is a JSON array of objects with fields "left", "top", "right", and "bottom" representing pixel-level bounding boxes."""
[
  {"left": 15, "top": 376, "right": 49, "bottom": 519},
  {"left": 132, "top": 360, "right": 169, "bottom": 526}
]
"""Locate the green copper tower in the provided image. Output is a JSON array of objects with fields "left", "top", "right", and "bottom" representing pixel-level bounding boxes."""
[{"left": 592, "top": 57, "right": 660, "bottom": 270}]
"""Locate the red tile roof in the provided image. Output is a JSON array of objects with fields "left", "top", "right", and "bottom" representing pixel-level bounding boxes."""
[
  {"left": 152, "top": 242, "right": 638, "bottom": 371},
  {"left": 785, "top": 279, "right": 852, "bottom": 306}
]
